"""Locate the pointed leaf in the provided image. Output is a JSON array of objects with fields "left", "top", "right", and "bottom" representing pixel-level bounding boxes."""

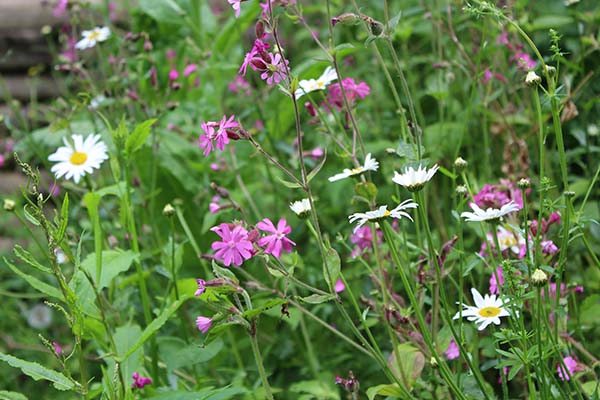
[
  {"left": 0, "top": 352, "right": 74, "bottom": 391},
  {"left": 125, "top": 119, "right": 157, "bottom": 155},
  {"left": 4, "top": 258, "right": 63, "bottom": 299}
]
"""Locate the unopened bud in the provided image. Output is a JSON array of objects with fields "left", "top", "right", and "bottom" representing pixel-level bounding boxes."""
[
  {"left": 545, "top": 65, "right": 556, "bottom": 76},
  {"left": 564, "top": 190, "right": 575, "bottom": 198},
  {"left": 162, "top": 203, "right": 175, "bottom": 217},
  {"left": 455, "top": 185, "right": 468, "bottom": 196},
  {"left": 517, "top": 178, "right": 530, "bottom": 189},
  {"left": 3, "top": 199, "right": 15, "bottom": 211},
  {"left": 454, "top": 157, "right": 468, "bottom": 171},
  {"left": 331, "top": 13, "right": 359, "bottom": 27},
  {"left": 255, "top": 20, "right": 265, "bottom": 39},
  {"left": 369, "top": 20, "right": 385, "bottom": 36},
  {"left": 41, "top": 25, "right": 52, "bottom": 36},
  {"left": 531, "top": 268, "right": 548, "bottom": 286},
  {"left": 525, "top": 70, "right": 541, "bottom": 86},
  {"left": 430, "top": 357, "right": 439, "bottom": 367}
]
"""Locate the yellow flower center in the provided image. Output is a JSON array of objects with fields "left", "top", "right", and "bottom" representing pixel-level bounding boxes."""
[
  {"left": 350, "top": 167, "right": 364, "bottom": 175},
  {"left": 317, "top": 81, "right": 325, "bottom": 88},
  {"left": 70, "top": 151, "right": 88, "bottom": 165},
  {"left": 383, "top": 210, "right": 391, "bottom": 217},
  {"left": 478, "top": 306, "right": 501, "bottom": 318},
  {"left": 87, "top": 30, "right": 101, "bottom": 41},
  {"left": 499, "top": 236, "right": 517, "bottom": 248}
]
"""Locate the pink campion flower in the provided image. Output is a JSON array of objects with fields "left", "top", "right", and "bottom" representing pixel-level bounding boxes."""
[
  {"left": 211, "top": 223, "right": 254, "bottom": 266},
  {"left": 541, "top": 240, "right": 558, "bottom": 255},
  {"left": 183, "top": 64, "right": 198, "bottom": 77},
  {"left": 196, "top": 316, "right": 213, "bottom": 333},
  {"left": 195, "top": 279, "right": 206, "bottom": 296},
  {"left": 59, "top": 36, "right": 78, "bottom": 63},
  {"left": 350, "top": 226, "right": 375, "bottom": 252},
  {"left": 497, "top": 30, "right": 509, "bottom": 46},
  {"left": 326, "top": 78, "right": 370, "bottom": 110},
  {"left": 256, "top": 218, "right": 295, "bottom": 258},
  {"left": 228, "top": 75, "right": 251, "bottom": 96},
  {"left": 239, "top": 39, "right": 270, "bottom": 76},
  {"left": 557, "top": 356, "right": 578, "bottom": 381},
  {"left": 52, "top": 341, "right": 63, "bottom": 355},
  {"left": 54, "top": 0, "right": 68, "bottom": 17},
  {"left": 209, "top": 196, "right": 222, "bottom": 214},
  {"left": 514, "top": 51, "right": 536, "bottom": 71},
  {"left": 199, "top": 121, "right": 218, "bottom": 156},
  {"left": 228, "top": 0, "right": 243, "bottom": 17},
  {"left": 445, "top": 339, "right": 460, "bottom": 360},
  {"left": 473, "top": 180, "right": 526, "bottom": 210},
  {"left": 258, "top": 53, "right": 289, "bottom": 85},
  {"left": 334, "top": 279, "right": 345, "bottom": 293},
  {"left": 169, "top": 69, "right": 179, "bottom": 81},
  {"left": 482, "top": 69, "right": 493, "bottom": 84},
  {"left": 489, "top": 266, "right": 505, "bottom": 295},
  {"left": 131, "top": 372, "right": 152, "bottom": 389},
  {"left": 214, "top": 115, "right": 239, "bottom": 151}
]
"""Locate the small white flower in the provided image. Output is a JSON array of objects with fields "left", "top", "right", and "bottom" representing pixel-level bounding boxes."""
[
  {"left": 48, "top": 134, "right": 109, "bottom": 184},
  {"left": 460, "top": 201, "right": 520, "bottom": 222},
  {"left": 392, "top": 164, "right": 439, "bottom": 192},
  {"left": 348, "top": 199, "right": 418, "bottom": 233},
  {"left": 294, "top": 66, "right": 338, "bottom": 99},
  {"left": 490, "top": 226, "right": 525, "bottom": 255},
  {"left": 54, "top": 248, "right": 67, "bottom": 264},
  {"left": 525, "top": 70, "right": 541, "bottom": 85},
  {"left": 453, "top": 288, "right": 511, "bottom": 331},
  {"left": 89, "top": 95, "right": 107, "bottom": 110},
  {"left": 75, "top": 26, "right": 111, "bottom": 50},
  {"left": 328, "top": 153, "right": 379, "bottom": 182},
  {"left": 290, "top": 198, "right": 311, "bottom": 218}
]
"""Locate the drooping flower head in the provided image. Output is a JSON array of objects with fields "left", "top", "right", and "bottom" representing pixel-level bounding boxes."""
[
  {"left": 210, "top": 223, "right": 254, "bottom": 267},
  {"left": 392, "top": 164, "right": 439, "bottom": 192},
  {"left": 453, "top": 288, "right": 511, "bottom": 331},
  {"left": 256, "top": 218, "right": 296, "bottom": 258},
  {"left": 328, "top": 153, "right": 379, "bottom": 182},
  {"left": 75, "top": 26, "right": 111, "bottom": 50},
  {"left": 461, "top": 201, "right": 520, "bottom": 223},
  {"left": 195, "top": 316, "right": 213, "bottom": 334},
  {"left": 48, "top": 134, "right": 108, "bottom": 183}
]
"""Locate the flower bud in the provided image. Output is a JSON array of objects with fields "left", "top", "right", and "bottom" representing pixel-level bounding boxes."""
[
  {"left": 3, "top": 198, "right": 15, "bottom": 211},
  {"left": 545, "top": 65, "right": 556, "bottom": 76},
  {"left": 331, "top": 13, "right": 359, "bottom": 27},
  {"left": 455, "top": 185, "right": 468, "bottom": 196},
  {"left": 162, "top": 203, "right": 175, "bottom": 217},
  {"left": 369, "top": 20, "right": 385, "bottom": 36},
  {"left": 531, "top": 268, "right": 548, "bottom": 287},
  {"left": 517, "top": 178, "right": 530, "bottom": 189},
  {"left": 525, "top": 70, "right": 541, "bottom": 86},
  {"left": 454, "top": 157, "right": 468, "bottom": 171}
]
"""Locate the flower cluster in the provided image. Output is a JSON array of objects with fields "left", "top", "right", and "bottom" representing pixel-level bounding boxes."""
[
  {"left": 210, "top": 218, "right": 295, "bottom": 267},
  {"left": 131, "top": 372, "right": 152, "bottom": 389}
]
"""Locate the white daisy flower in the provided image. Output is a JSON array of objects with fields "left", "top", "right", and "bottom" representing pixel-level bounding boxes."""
[
  {"left": 392, "top": 164, "right": 439, "bottom": 192},
  {"left": 328, "top": 153, "right": 379, "bottom": 182},
  {"left": 490, "top": 226, "right": 526, "bottom": 255},
  {"left": 290, "top": 198, "right": 311, "bottom": 218},
  {"left": 348, "top": 199, "right": 418, "bottom": 233},
  {"left": 453, "top": 287, "right": 511, "bottom": 331},
  {"left": 75, "top": 26, "right": 111, "bottom": 50},
  {"left": 294, "top": 66, "right": 338, "bottom": 99},
  {"left": 460, "top": 201, "right": 520, "bottom": 222},
  {"left": 48, "top": 134, "right": 109, "bottom": 184}
]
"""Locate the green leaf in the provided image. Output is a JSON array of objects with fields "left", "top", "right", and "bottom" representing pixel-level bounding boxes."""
[
  {"left": 56, "top": 193, "right": 69, "bottom": 243},
  {"left": 289, "top": 380, "right": 340, "bottom": 399},
  {"left": 114, "top": 324, "right": 143, "bottom": 386},
  {"left": 159, "top": 337, "right": 223, "bottom": 371},
  {"left": 145, "top": 387, "right": 246, "bottom": 400},
  {"left": 139, "top": 0, "right": 185, "bottom": 24},
  {"left": 119, "top": 296, "right": 190, "bottom": 361},
  {"left": 0, "top": 352, "right": 74, "bottom": 391},
  {"left": 300, "top": 294, "right": 336, "bottom": 304},
  {"left": 22, "top": 206, "right": 40, "bottom": 226},
  {"left": 323, "top": 247, "right": 341, "bottom": 291},
  {"left": 387, "top": 343, "right": 424, "bottom": 390},
  {"left": 81, "top": 250, "right": 137, "bottom": 290},
  {"left": 387, "top": 11, "right": 403, "bottom": 33},
  {"left": 242, "top": 298, "right": 287, "bottom": 319},
  {"left": 211, "top": 261, "right": 239, "bottom": 284},
  {"left": 366, "top": 384, "right": 405, "bottom": 399},
  {"left": 276, "top": 176, "right": 303, "bottom": 189},
  {"left": 13, "top": 245, "right": 51, "bottom": 273},
  {"left": 4, "top": 258, "right": 63, "bottom": 299},
  {"left": 306, "top": 151, "right": 327, "bottom": 183},
  {"left": 0, "top": 391, "right": 28, "bottom": 400},
  {"left": 125, "top": 119, "right": 157, "bottom": 155}
]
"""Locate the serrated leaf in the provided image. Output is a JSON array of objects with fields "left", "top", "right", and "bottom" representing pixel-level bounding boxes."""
[
  {"left": 0, "top": 352, "right": 74, "bottom": 391},
  {"left": 119, "top": 296, "right": 190, "bottom": 361},
  {"left": 125, "top": 119, "right": 157, "bottom": 155},
  {"left": 13, "top": 245, "right": 51, "bottom": 273},
  {"left": 4, "top": 258, "right": 63, "bottom": 299},
  {"left": 366, "top": 384, "right": 404, "bottom": 399},
  {"left": 300, "top": 294, "right": 336, "bottom": 304}
]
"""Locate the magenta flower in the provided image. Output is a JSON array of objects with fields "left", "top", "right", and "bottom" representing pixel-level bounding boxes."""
[
  {"left": 215, "top": 115, "right": 238, "bottom": 151},
  {"left": 195, "top": 279, "right": 206, "bottom": 296},
  {"left": 259, "top": 53, "right": 289, "bottom": 85},
  {"left": 489, "top": 266, "right": 505, "bottom": 295},
  {"left": 557, "top": 356, "right": 578, "bottom": 381},
  {"left": 183, "top": 64, "right": 198, "bottom": 77},
  {"left": 52, "top": 341, "right": 63, "bottom": 355},
  {"left": 199, "top": 121, "right": 217, "bottom": 156},
  {"left": 198, "top": 115, "right": 239, "bottom": 156},
  {"left": 334, "top": 279, "right": 345, "bottom": 293},
  {"left": 131, "top": 372, "right": 152, "bottom": 389},
  {"left": 196, "top": 316, "right": 213, "bottom": 334},
  {"left": 211, "top": 223, "right": 254, "bottom": 266},
  {"left": 169, "top": 69, "right": 179, "bottom": 81},
  {"left": 256, "top": 218, "right": 295, "bottom": 258},
  {"left": 327, "top": 78, "right": 370, "bottom": 110},
  {"left": 54, "top": 0, "right": 68, "bottom": 17},
  {"left": 445, "top": 339, "right": 460, "bottom": 360}
]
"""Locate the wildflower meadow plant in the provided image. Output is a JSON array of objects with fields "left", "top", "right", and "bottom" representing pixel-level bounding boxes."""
[{"left": 2, "top": 1, "right": 599, "bottom": 399}]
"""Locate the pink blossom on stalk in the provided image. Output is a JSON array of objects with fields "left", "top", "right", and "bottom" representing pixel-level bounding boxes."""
[
  {"left": 211, "top": 223, "right": 254, "bottom": 266},
  {"left": 541, "top": 240, "right": 558, "bottom": 255},
  {"left": 258, "top": 53, "right": 289, "bottom": 85},
  {"left": 196, "top": 316, "right": 213, "bottom": 333},
  {"left": 169, "top": 69, "right": 179, "bottom": 81},
  {"left": 557, "top": 356, "right": 578, "bottom": 381},
  {"left": 209, "top": 196, "right": 222, "bottom": 214},
  {"left": 482, "top": 69, "right": 493, "bottom": 84},
  {"left": 514, "top": 51, "right": 536, "bottom": 71},
  {"left": 326, "top": 78, "right": 370, "bottom": 110},
  {"left": 489, "top": 266, "right": 505, "bottom": 295},
  {"left": 60, "top": 36, "right": 77, "bottom": 63},
  {"left": 131, "top": 372, "right": 152, "bottom": 389},
  {"left": 214, "top": 115, "right": 239, "bottom": 151},
  {"left": 334, "top": 279, "right": 345, "bottom": 293},
  {"left": 194, "top": 279, "right": 206, "bottom": 296},
  {"left": 52, "top": 341, "right": 63, "bottom": 355},
  {"left": 53, "top": 0, "right": 68, "bottom": 17},
  {"left": 239, "top": 39, "right": 269, "bottom": 76},
  {"left": 199, "top": 121, "right": 217, "bottom": 156},
  {"left": 445, "top": 339, "right": 460, "bottom": 360},
  {"left": 198, "top": 115, "right": 239, "bottom": 156},
  {"left": 228, "top": 0, "right": 242, "bottom": 17},
  {"left": 256, "top": 218, "right": 295, "bottom": 258},
  {"left": 183, "top": 64, "right": 198, "bottom": 77}
]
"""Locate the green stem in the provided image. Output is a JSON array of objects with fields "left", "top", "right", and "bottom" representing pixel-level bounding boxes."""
[{"left": 249, "top": 326, "right": 274, "bottom": 400}]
